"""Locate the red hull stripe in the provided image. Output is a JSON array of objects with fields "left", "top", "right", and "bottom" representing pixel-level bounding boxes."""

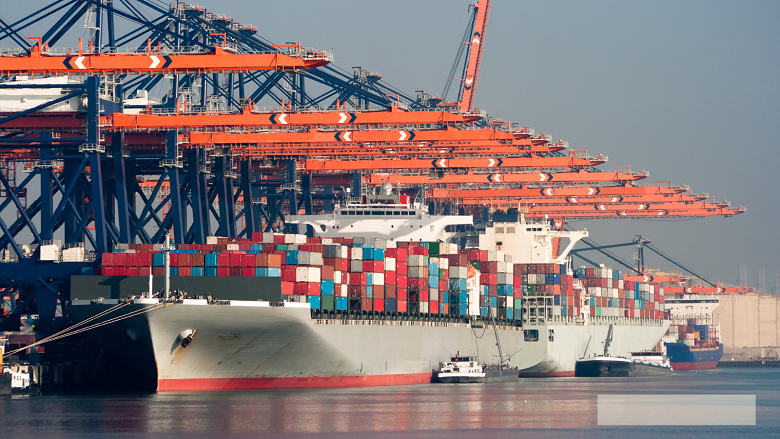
[
  {"left": 671, "top": 361, "right": 719, "bottom": 370},
  {"left": 157, "top": 373, "right": 434, "bottom": 391},
  {"left": 518, "top": 371, "right": 575, "bottom": 378}
]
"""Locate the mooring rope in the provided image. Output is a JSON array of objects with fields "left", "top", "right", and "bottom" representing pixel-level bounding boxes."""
[{"left": 3, "top": 302, "right": 163, "bottom": 358}]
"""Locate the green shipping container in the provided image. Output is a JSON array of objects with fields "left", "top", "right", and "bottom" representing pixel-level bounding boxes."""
[
  {"left": 596, "top": 307, "right": 602, "bottom": 317},
  {"left": 470, "top": 261, "right": 481, "bottom": 270},
  {"left": 322, "top": 295, "right": 335, "bottom": 311},
  {"left": 528, "top": 284, "right": 537, "bottom": 294},
  {"left": 439, "top": 269, "right": 445, "bottom": 278},
  {"left": 275, "top": 244, "right": 288, "bottom": 251},
  {"left": 514, "top": 298, "right": 523, "bottom": 309},
  {"left": 428, "top": 242, "right": 440, "bottom": 256}
]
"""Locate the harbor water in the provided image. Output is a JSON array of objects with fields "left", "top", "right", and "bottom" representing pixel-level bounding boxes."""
[{"left": 1, "top": 368, "right": 778, "bottom": 438}]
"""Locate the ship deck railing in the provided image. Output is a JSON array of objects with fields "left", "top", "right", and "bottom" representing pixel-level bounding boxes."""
[{"left": 313, "top": 318, "right": 521, "bottom": 330}]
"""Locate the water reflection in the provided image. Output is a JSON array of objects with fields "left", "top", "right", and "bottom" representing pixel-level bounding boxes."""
[{"left": 0, "top": 369, "right": 777, "bottom": 438}]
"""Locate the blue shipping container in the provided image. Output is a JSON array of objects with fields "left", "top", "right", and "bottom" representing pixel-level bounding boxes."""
[
  {"left": 267, "top": 268, "right": 281, "bottom": 277},
  {"left": 336, "top": 297, "right": 348, "bottom": 310},
  {"left": 205, "top": 267, "right": 218, "bottom": 277},
  {"left": 191, "top": 267, "right": 204, "bottom": 277},
  {"left": 308, "top": 296, "right": 321, "bottom": 309},
  {"left": 322, "top": 280, "right": 335, "bottom": 295},
  {"left": 429, "top": 276, "right": 439, "bottom": 289},
  {"left": 386, "top": 298, "right": 397, "bottom": 312}
]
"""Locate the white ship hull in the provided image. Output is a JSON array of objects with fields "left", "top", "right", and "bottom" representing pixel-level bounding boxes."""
[{"left": 516, "top": 317, "right": 670, "bottom": 376}]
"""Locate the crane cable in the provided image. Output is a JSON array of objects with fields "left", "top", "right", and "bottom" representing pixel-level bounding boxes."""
[{"left": 3, "top": 302, "right": 163, "bottom": 358}]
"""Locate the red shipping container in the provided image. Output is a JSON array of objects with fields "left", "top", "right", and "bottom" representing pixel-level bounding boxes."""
[
  {"left": 178, "top": 267, "right": 191, "bottom": 277},
  {"left": 410, "top": 246, "right": 429, "bottom": 256},
  {"left": 419, "top": 289, "right": 429, "bottom": 302},
  {"left": 126, "top": 253, "right": 140, "bottom": 266},
  {"left": 362, "top": 298, "right": 372, "bottom": 311},
  {"left": 101, "top": 267, "right": 113, "bottom": 276},
  {"left": 396, "top": 262, "right": 408, "bottom": 275},
  {"left": 282, "top": 267, "right": 296, "bottom": 282},
  {"left": 114, "top": 253, "right": 127, "bottom": 267},
  {"left": 397, "top": 274, "right": 408, "bottom": 289},
  {"left": 114, "top": 266, "right": 127, "bottom": 276},
  {"left": 152, "top": 267, "right": 164, "bottom": 277},
  {"left": 140, "top": 253, "right": 153, "bottom": 267},
  {"left": 442, "top": 303, "right": 449, "bottom": 315},
  {"left": 307, "top": 282, "right": 320, "bottom": 296},
  {"left": 321, "top": 265, "right": 334, "bottom": 281},
  {"left": 218, "top": 254, "right": 229, "bottom": 267},
  {"left": 439, "top": 280, "right": 447, "bottom": 291},
  {"left": 101, "top": 253, "right": 114, "bottom": 266},
  {"left": 140, "top": 266, "right": 151, "bottom": 276},
  {"left": 230, "top": 267, "right": 242, "bottom": 276},
  {"left": 429, "top": 300, "right": 439, "bottom": 314},
  {"left": 349, "top": 273, "right": 368, "bottom": 286},
  {"left": 243, "top": 255, "right": 254, "bottom": 268},
  {"left": 397, "top": 299, "right": 407, "bottom": 313},
  {"left": 385, "top": 271, "right": 397, "bottom": 285},
  {"left": 217, "top": 267, "right": 229, "bottom": 276},
  {"left": 488, "top": 285, "right": 497, "bottom": 297},
  {"left": 294, "top": 282, "right": 308, "bottom": 295},
  {"left": 243, "top": 267, "right": 254, "bottom": 277},
  {"left": 374, "top": 286, "right": 385, "bottom": 299},
  {"left": 397, "top": 287, "right": 408, "bottom": 302},
  {"left": 386, "top": 284, "right": 397, "bottom": 298},
  {"left": 229, "top": 253, "right": 243, "bottom": 267},
  {"left": 373, "top": 298, "right": 384, "bottom": 312}
]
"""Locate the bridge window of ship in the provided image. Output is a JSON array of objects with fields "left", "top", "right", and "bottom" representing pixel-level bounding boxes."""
[
  {"left": 348, "top": 211, "right": 355, "bottom": 215},
  {"left": 496, "top": 227, "right": 504, "bottom": 233},
  {"left": 548, "top": 330, "right": 555, "bottom": 342},
  {"left": 320, "top": 225, "right": 327, "bottom": 232},
  {"left": 524, "top": 329, "right": 539, "bottom": 342}
]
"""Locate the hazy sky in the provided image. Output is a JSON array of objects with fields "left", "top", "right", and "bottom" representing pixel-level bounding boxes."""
[
  {"left": 6, "top": 1, "right": 779, "bottom": 288},
  {"left": 233, "top": 0, "right": 780, "bottom": 287}
]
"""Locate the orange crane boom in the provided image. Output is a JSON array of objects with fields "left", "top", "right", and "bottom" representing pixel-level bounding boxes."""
[{"left": 0, "top": 43, "right": 330, "bottom": 75}]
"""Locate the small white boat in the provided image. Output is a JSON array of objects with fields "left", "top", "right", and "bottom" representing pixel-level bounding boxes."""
[{"left": 436, "top": 355, "right": 486, "bottom": 383}]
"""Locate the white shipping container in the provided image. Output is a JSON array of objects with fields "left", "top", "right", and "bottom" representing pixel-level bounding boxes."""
[
  {"left": 487, "top": 250, "right": 499, "bottom": 262},
  {"left": 295, "top": 266, "right": 309, "bottom": 282},
  {"left": 307, "top": 267, "right": 321, "bottom": 283},
  {"left": 350, "top": 247, "right": 363, "bottom": 260},
  {"left": 496, "top": 261, "right": 508, "bottom": 273},
  {"left": 503, "top": 253, "right": 512, "bottom": 263},
  {"left": 430, "top": 288, "right": 439, "bottom": 301},
  {"left": 385, "top": 257, "right": 396, "bottom": 272},
  {"left": 439, "top": 257, "right": 449, "bottom": 270},
  {"left": 206, "top": 236, "right": 219, "bottom": 245},
  {"left": 340, "top": 284, "right": 348, "bottom": 297},
  {"left": 321, "top": 238, "right": 333, "bottom": 245},
  {"left": 226, "top": 243, "right": 240, "bottom": 251},
  {"left": 263, "top": 232, "right": 276, "bottom": 243},
  {"left": 497, "top": 273, "right": 513, "bottom": 285},
  {"left": 419, "top": 302, "right": 428, "bottom": 313},
  {"left": 374, "top": 239, "right": 387, "bottom": 250},
  {"left": 349, "top": 260, "right": 363, "bottom": 272},
  {"left": 297, "top": 251, "right": 311, "bottom": 265},
  {"left": 309, "top": 252, "right": 323, "bottom": 266},
  {"left": 408, "top": 266, "right": 426, "bottom": 278},
  {"left": 407, "top": 254, "right": 425, "bottom": 267},
  {"left": 373, "top": 272, "right": 384, "bottom": 286},
  {"left": 450, "top": 266, "right": 467, "bottom": 279}
]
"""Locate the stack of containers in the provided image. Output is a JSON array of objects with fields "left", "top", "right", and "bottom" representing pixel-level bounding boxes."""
[
  {"left": 104, "top": 235, "right": 672, "bottom": 322},
  {"left": 404, "top": 243, "right": 429, "bottom": 313},
  {"left": 387, "top": 247, "right": 408, "bottom": 312},
  {"left": 448, "top": 251, "right": 470, "bottom": 316}
]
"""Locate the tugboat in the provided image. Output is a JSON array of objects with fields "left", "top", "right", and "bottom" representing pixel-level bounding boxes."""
[
  {"left": 436, "top": 304, "right": 519, "bottom": 383},
  {"left": 575, "top": 325, "right": 673, "bottom": 377}
]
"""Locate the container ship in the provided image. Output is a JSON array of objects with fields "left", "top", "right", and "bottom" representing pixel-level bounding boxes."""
[
  {"left": 67, "top": 196, "right": 669, "bottom": 390},
  {"left": 662, "top": 295, "right": 723, "bottom": 369}
]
